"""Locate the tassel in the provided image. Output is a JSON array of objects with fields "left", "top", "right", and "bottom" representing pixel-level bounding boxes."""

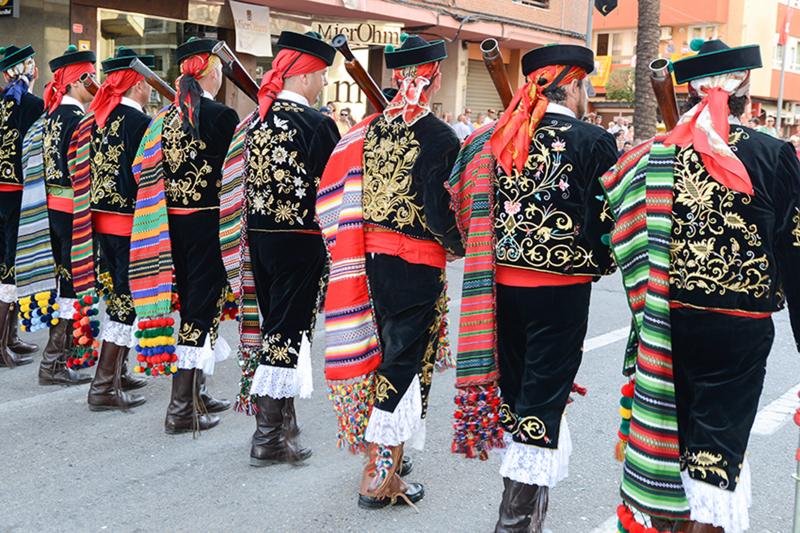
[
  {"left": 451, "top": 384, "right": 504, "bottom": 460},
  {"left": 234, "top": 346, "right": 260, "bottom": 415},
  {"left": 615, "top": 378, "right": 635, "bottom": 462},
  {"left": 17, "top": 289, "right": 60, "bottom": 332},
  {"left": 133, "top": 316, "right": 176, "bottom": 376},
  {"left": 221, "top": 288, "right": 239, "bottom": 321},
  {"left": 328, "top": 373, "right": 376, "bottom": 454},
  {"left": 68, "top": 293, "right": 100, "bottom": 369}
]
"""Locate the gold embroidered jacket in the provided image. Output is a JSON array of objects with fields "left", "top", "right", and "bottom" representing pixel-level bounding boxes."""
[
  {"left": 43, "top": 103, "right": 85, "bottom": 188},
  {"left": 0, "top": 92, "right": 44, "bottom": 186},
  {"left": 494, "top": 112, "right": 618, "bottom": 277}
]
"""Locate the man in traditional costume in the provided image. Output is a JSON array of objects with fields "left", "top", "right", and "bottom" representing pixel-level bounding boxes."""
[
  {"left": 66, "top": 48, "right": 155, "bottom": 410},
  {"left": 317, "top": 34, "right": 463, "bottom": 509},
  {"left": 129, "top": 38, "right": 238, "bottom": 433},
  {"left": 601, "top": 40, "right": 800, "bottom": 533},
  {"left": 220, "top": 31, "right": 339, "bottom": 465},
  {"left": 448, "top": 44, "right": 618, "bottom": 532},
  {"left": 0, "top": 45, "right": 42, "bottom": 368},
  {"left": 17, "top": 45, "right": 96, "bottom": 386}
]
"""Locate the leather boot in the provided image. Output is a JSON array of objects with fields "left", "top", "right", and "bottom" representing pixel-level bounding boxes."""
[
  {"left": 164, "top": 368, "right": 220, "bottom": 434},
  {"left": 683, "top": 522, "right": 724, "bottom": 533},
  {"left": 650, "top": 517, "right": 680, "bottom": 532},
  {"left": 357, "top": 443, "right": 424, "bottom": 509},
  {"left": 399, "top": 455, "right": 413, "bottom": 477},
  {"left": 87, "top": 341, "right": 146, "bottom": 411},
  {"left": 38, "top": 319, "right": 92, "bottom": 385},
  {"left": 197, "top": 370, "right": 231, "bottom": 413},
  {"left": 494, "top": 477, "right": 549, "bottom": 533},
  {"left": 250, "top": 395, "right": 311, "bottom": 466},
  {"left": 120, "top": 348, "right": 147, "bottom": 391},
  {"left": 6, "top": 302, "right": 37, "bottom": 355},
  {"left": 0, "top": 301, "right": 33, "bottom": 367}
]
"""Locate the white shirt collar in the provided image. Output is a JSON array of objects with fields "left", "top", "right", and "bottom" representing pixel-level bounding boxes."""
[
  {"left": 202, "top": 90, "right": 214, "bottom": 100},
  {"left": 120, "top": 96, "right": 143, "bottom": 113},
  {"left": 545, "top": 102, "right": 576, "bottom": 118},
  {"left": 61, "top": 94, "right": 84, "bottom": 111},
  {"left": 729, "top": 116, "right": 742, "bottom": 125},
  {"left": 276, "top": 90, "right": 309, "bottom": 107}
]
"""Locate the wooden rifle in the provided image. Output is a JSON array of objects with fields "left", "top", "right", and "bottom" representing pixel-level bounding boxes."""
[
  {"left": 649, "top": 58, "right": 680, "bottom": 131},
  {"left": 480, "top": 38, "right": 514, "bottom": 109},
  {"left": 211, "top": 41, "right": 259, "bottom": 103},
  {"left": 331, "top": 34, "right": 388, "bottom": 112},
  {"left": 80, "top": 73, "right": 100, "bottom": 96},
  {"left": 128, "top": 58, "right": 176, "bottom": 100}
]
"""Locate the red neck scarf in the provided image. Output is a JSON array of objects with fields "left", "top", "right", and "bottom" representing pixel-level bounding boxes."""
[
  {"left": 258, "top": 49, "right": 327, "bottom": 119},
  {"left": 43, "top": 62, "right": 95, "bottom": 114},
  {"left": 490, "top": 65, "right": 585, "bottom": 176},
  {"left": 89, "top": 69, "right": 144, "bottom": 128},
  {"left": 174, "top": 53, "right": 216, "bottom": 138},
  {"left": 383, "top": 62, "right": 439, "bottom": 126}
]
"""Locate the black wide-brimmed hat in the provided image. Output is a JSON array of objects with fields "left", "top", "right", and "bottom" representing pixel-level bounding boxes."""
[
  {"left": 176, "top": 37, "right": 219, "bottom": 64},
  {"left": 277, "top": 31, "right": 336, "bottom": 66},
  {"left": 102, "top": 47, "right": 156, "bottom": 73},
  {"left": 522, "top": 44, "right": 594, "bottom": 76},
  {"left": 384, "top": 34, "right": 447, "bottom": 69},
  {"left": 49, "top": 44, "right": 96, "bottom": 73},
  {"left": 673, "top": 39, "right": 762, "bottom": 84},
  {"left": 0, "top": 45, "right": 35, "bottom": 72}
]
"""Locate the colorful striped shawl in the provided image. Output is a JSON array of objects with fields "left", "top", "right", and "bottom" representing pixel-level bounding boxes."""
[
  {"left": 600, "top": 139, "right": 690, "bottom": 519},
  {"left": 129, "top": 105, "right": 173, "bottom": 319},
  {"left": 17, "top": 116, "right": 58, "bottom": 297},
  {"left": 67, "top": 114, "right": 97, "bottom": 297}
]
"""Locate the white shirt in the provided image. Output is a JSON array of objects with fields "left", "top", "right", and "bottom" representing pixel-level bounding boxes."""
[
  {"left": 120, "top": 96, "right": 143, "bottom": 113},
  {"left": 61, "top": 94, "right": 84, "bottom": 111},
  {"left": 276, "top": 90, "right": 309, "bottom": 107},
  {"left": 545, "top": 102, "right": 576, "bottom": 119},
  {"left": 452, "top": 121, "right": 472, "bottom": 142},
  {"left": 202, "top": 90, "right": 214, "bottom": 100}
]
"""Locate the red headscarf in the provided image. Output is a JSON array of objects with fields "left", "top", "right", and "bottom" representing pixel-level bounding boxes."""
[
  {"left": 490, "top": 64, "right": 586, "bottom": 176},
  {"left": 383, "top": 62, "right": 439, "bottom": 125},
  {"left": 258, "top": 49, "right": 327, "bottom": 119},
  {"left": 43, "top": 62, "right": 96, "bottom": 114},
  {"left": 89, "top": 69, "right": 144, "bottom": 128},
  {"left": 174, "top": 53, "right": 217, "bottom": 138}
]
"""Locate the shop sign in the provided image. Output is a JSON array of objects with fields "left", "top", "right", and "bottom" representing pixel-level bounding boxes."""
[
  {"left": 314, "top": 20, "right": 402, "bottom": 47},
  {"left": 230, "top": 1, "right": 272, "bottom": 57},
  {"left": 0, "top": 0, "right": 19, "bottom": 18}
]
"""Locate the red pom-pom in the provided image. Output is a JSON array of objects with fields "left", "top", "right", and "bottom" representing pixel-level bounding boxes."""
[
  {"left": 166, "top": 317, "right": 175, "bottom": 326},
  {"left": 621, "top": 383, "right": 635, "bottom": 397},
  {"left": 630, "top": 522, "right": 645, "bottom": 533}
]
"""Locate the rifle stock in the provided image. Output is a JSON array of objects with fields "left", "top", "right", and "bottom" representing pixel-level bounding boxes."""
[
  {"left": 211, "top": 41, "right": 259, "bottom": 104},
  {"left": 649, "top": 58, "right": 680, "bottom": 131},
  {"left": 80, "top": 73, "right": 100, "bottom": 96},
  {"left": 331, "top": 34, "right": 388, "bottom": 112},
  {"left": 129, "top": 58, "right": 176, "bottom": 100},
  {"left": 480, "top": 39, "right": 514, "bottom": 109}
]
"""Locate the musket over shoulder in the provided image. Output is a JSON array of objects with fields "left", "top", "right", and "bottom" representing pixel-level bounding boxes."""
[
  {"left": 212, "top": 42, "right": 259, "bottom": 104},
  {"left": 331, "top": 34, "right": 388, "bottom": 112},
  {"left": 128, "top": 58, "right": 176, "bottom": 100},
  {"left": 80, "top": 72, "right": 100, "bottom": 96},
  {"left": 480, "top": 39, "right": 514, "bottom": 109},
  {"left": 649, "top": 58, "right": 680, "bottom": 131}
]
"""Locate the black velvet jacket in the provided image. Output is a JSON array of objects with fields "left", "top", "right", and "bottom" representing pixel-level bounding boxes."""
[
  {"left": 0, "top": 92, "right": 44, "bottom": 185},
  {"left": 362, "top": 113, "right": 464, "bottom": 256},
  {"left": 161, "top": 98, "right": 239, "bottom": 211},
  {"left": 669, "top": 125, "right": 800, "bottom": 341},
  {"left": 43, "top": 102, "right": 84, "bottom": 188},
  {"left": 493, "top": 112, "right": 618, "bottom": 277},
  {"left": 89, "top": 104, "right": 150, "bottom": 215},
  {"left": 245, "top": 99, "right": 340, "bottom": 232}
]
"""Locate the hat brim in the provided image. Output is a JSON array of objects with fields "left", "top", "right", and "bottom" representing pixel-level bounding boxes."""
[
  {"left": 522, "top": 45, "right": 594, "bottom": 76},
  {"left": 102, "top": 54, "right": 155, "bottom": 73},
  {"left": 673, "top": 44, "right": 762, "bottom": 84},
  {"left": 176, "top": 39, "right": 219, "bottom": 64},
  {"left": 276, "top": 31, "right": 336, "bottom": 66},
  {"left": 49, "top": 50, "right": 96, "bottom": 73},
  {"left": 0, "top": 45, "right": 35, "bottom": 72},
  {"left": 385, "top": 40, "right": 447, "bottom": 69}
]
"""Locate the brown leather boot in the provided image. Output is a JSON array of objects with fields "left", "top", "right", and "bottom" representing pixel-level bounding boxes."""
[
  {"left": 87, "top": 341, "right": 146, "bottom": 411},
  {"left": 357, "top": 443, "right": 424, "bottom": 509},
  {"left": 494, "top": 477, "right": 549, "bottom": 533},
  {"left": 250, "top": 395, "right": 312, "bottom": 466},
  {"left": 0, "top": 301, "right": 33, "bottom": 367},
  {"left": 6, "top": 302, "right": 38, "bottom": 355},
  {"left": 650, "top": 517, "right": 680, "bottom": 532},
  {"left": 38, "top": 319, "right": 91, "bottom": 385},
  {"left": 683, "top": 522, "right": 724, "bottom": 533},
  {"left": 197, "top": 370, "right": 231, "bottom": 413},
  {"left": 119, "top": 347, "right": 147, "bottom": 391},
  {"left": 164, "top": 369, "right": 220, "bottom": 434}
]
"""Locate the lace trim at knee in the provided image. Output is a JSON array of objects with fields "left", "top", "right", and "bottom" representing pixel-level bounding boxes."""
[
  {"left": 499, "top": 418, "right": 572, "bottom": 488},
  {"left": 101, "top": 320, "right": 134, "bottom": 348},
  {"left": 365, "top": 375, "right": 425, "bottom": 449},
  {"left": 57, "top": 297, "right": 77, "bottom": 315},
  {"left": 0, "top": 284, "right": 16, "bottom": 303},
  {"left": 250, "top": 365, "right": 300, "bottom": 399},
  {"left": 682, "top": 459, "right": 751, "bottom": 533}
]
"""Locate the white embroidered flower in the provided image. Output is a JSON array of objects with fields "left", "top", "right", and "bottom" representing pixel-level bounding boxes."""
[
  {"left": 273, "top": 116, "right": 289, "bottom": 130},
  {"left": 272, "top": 146, "right": 288, "bottom": 164}
]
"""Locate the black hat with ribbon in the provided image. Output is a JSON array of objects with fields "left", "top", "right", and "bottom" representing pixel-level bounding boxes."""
[
  {"left": 276, "top": 31, "right": 336, "bottom": 66},
  {"left": 384, "top": 33, "right": 447, "bottom": 69},
  {"left": 672, "top": 39, "right": 762, "bottom": 84},
  {"left": 101, "top": 46, "right": 156, "bottom": 73},
  {"left": 0, "top": 45, "right": 35, "bottom": 72},
  {"left": 49, "top": 44, "right": 96, "bottom": 73},
  {"left": 522, "top": 44, "right": 595, "bottom": 77},
  {"left": 176, "top": 37, "right": 219, "bottom": 64}
]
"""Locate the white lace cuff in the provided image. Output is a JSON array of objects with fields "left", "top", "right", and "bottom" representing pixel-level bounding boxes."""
[
  {"left": 101, "top": 320, "right": 135, "bottom": 348},
  {"left": 682, "top": 459, "right": 751, "bottom": 533},
  {"left": 499, "top": 417, "right": 572, "bottom": 488},
  {"left": 57, "top": 297, "right": 77, "bottom": 315},
  {"left": 250, "top": 365, "right": 301, "bottom": 399},
  {"left": 365, "top": 374, "right": 426, "bottom": 450},
  {"left": 0, "top": 284, "right": 16, "bottom": 303},
  {"left": 176, "top": 333, "right": 230, "bottom": 375}
]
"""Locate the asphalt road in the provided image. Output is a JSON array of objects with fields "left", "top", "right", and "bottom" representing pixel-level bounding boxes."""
[{"left": 1, "top": 262, "right": 798, "bottom": 532}]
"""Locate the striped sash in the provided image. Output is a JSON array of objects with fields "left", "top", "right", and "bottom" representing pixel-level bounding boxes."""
[{"left": 67, "top": 114, "right": 96, "bottom": 297}]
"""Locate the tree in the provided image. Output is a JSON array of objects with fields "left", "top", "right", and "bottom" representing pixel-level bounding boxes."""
[
  {"left": 633, "top": 0, "right": 660, "bottom": 142},
  {"left": 606, "top": 67, "right": 634, "bottom": 102}
]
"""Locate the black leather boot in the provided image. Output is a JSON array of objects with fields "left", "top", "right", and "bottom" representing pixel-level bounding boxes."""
[
  {"left": 87, "top": 341, "right": 146, "bottom": 411},
  {"left": 119, "top": 347, "right": 147, "bottom": 391},
  {"left": 38, "top": 319, "right": 91, "bottom": 385},
  {"left": 164, "top": 369, "right": 220, "bottom": 434},
  {"left": 6, "top": 302, "right": 37, "bottom": 356},
  {"left": 197, "top": 370, "right": 231, "bottom": 413},
  {"left": 250, "top": 395, "right": 311, "bottom": 466},
  {"left": 494, "top": 478, "right": 549, "bottom": 533},
  {"left": 0, "top": 301, "right": 33, "bottom": 367}
]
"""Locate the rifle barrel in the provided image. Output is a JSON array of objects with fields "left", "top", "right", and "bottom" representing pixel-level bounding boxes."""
[
  {"left": 331, "top": 34, "right": 388, "bottom": 112},
  {"left": 212, "top": 42, "right": 259, "bottom": 104},
  {"left": 129, "top": 58, "right": 176, "bottom": 100},
  {"left": 80, "top": 73, "right": 99, "bottom": 96},
  {"left": 480, "top": 39, "right": 514, "bottom": 109},
  {"left": 649, "top": 58, "right": 680, "bottom": 131}
]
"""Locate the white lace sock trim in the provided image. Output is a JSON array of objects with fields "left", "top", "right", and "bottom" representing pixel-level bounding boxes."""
[
  {"left": 101, "top": 320, "right": 135, "bottom": 347},
  {"left": 365, "top": 374, "right": 425, "bottom": 450},
  {"left": 499, "top": 418, "right": 572, "bottom": 488},
  {"left": 177, "top": 335, "right": 213, "bottom": 372},
  {"left": 296, "top": 335, "right": 313, "bottom": 398},
  {"left": 57, "top": 297, "right": 77, "bottom": 316},
  {"left": 214, "top": 336, "right": 231, "bottom": 364},
  {"left": 0, "top": 284, "right": 16, "bottom": 303},
  {"left": 250, "top": 365, "right": 300, "bottom": 399},
  {"left": 682, "top": 459, "right": 751, "bottom": 533}
]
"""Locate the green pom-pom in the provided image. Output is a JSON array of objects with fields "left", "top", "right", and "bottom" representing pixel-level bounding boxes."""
[
  {"left": 385, "top": 44, "right": 395, "bottom": 53},
  {"left": 0, "top": 47, "right": 6, "bottom": 56},
  {"left": 399, "top": 32, "right": 409, "bottom": 44},
  {"left": 690, "top": 38, "right": 705, "bottom": 52},
  {"left": 65, "top": 44, "right": 78, "bottom": 53}
]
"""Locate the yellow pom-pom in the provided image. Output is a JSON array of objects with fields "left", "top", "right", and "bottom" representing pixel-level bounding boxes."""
[
  {"left": 170, "top": 365, "right": 178, "bottom": 373},
  {"left": 619, "top": 407, "right": 632, "bottom": 419},
  {"left": 50, "top": 318, "right": 58, "bottom": 326},
  {"left": 52, "top": 303, "right": 60, "bottom": 311}
]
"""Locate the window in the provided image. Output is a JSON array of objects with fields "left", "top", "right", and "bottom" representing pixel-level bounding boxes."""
[
  {"left": 512, "top": 0, "right": 549, "bottom": 8},
  {"left": 688, "top": 25, "right": 718, "bottom": 41},
  {"left": 596, "top": 33, "right": 610, "bottom": 56}
]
